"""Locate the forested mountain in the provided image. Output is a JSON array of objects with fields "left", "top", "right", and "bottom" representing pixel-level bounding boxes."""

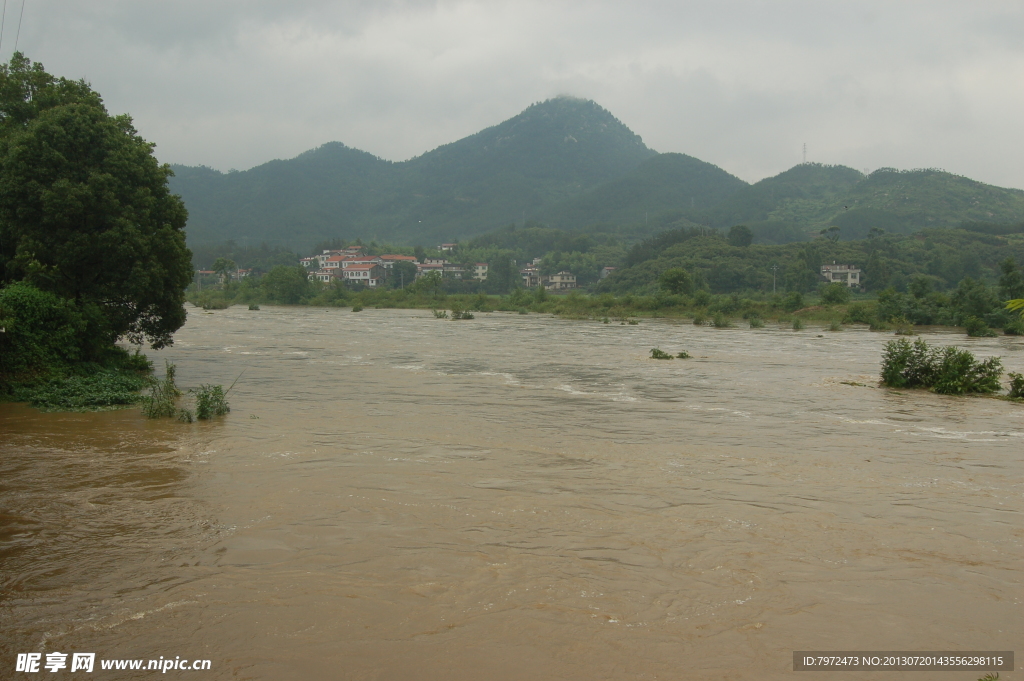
[
  {"left": 169, "top": 97, "right": 1024, "bottom": 252},
  {"left": 699, "top": 165, "right": 1024, "bottom": 244},
  {"left": 538, "top": 153, "right": 746, "bottom": 230},
  {"left": 170, "top": 97, "right": 656, "bottom": 249}
]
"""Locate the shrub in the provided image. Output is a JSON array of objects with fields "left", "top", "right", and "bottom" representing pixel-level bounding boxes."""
[
  {"left": 892, "top": 316, "right": 915, "bottom": 335},
  {"left": 964, "top": 316, "right": 997, "bottom": 337},
  {"left": 248, "top": 303, "right": 260, "bottom": 310},
  {"left": 880, "top": 338, "right": 1002, "bottom": 394},
  {"left": 819, "top": 282, "right": 852, "bottom": 305},
  {"left": 650, "top": 348, "right": 673, "bottom": 360},
  {"left": 782, "top": 291, "right": 804, "bottom": 312},
  {"left": 352, "top": 305, "right": 364, "bottom": 312},
  {"left": 1007, "top": 372, "right": 1024, "bottom": 398},
  {"left": 828, "top": 319, "right": 843, "bottom": 332},
  {"left": 676, "top": 350, "right": 691, "bottom": 359},
  {"left": 748, "top": 316, "right": 764, "bottom": 329},
  {"left": 844, "top": 302, "right": 874, "bottom": 325},
  {"left": 0, "top": 282, "right": 87, "bottom": 380},
  {"left": 1004, "top": 317, "right": 1024, "bottom": 335},
  {"left": 792, "top": 318, "right": 805, "bottom": 330},
  {"left": 692, "top": 310, "right": 708, "bottom": 326},
  {"left": 712, "top": 313, "right": 732, "bottom": 328},
  {"left": 193, "top": 384, "right": 230, "bottom": 419},
  {"left": 15, "top": 371, "right": 150, "bottom": 411},
  {"left": 432, "top": 309, "right": 448, "bottom": 318},
  {"left": 141, "top": 362, "right": 182, "bottom": 418}
]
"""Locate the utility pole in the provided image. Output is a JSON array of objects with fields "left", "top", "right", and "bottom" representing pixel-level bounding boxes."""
[{"left": 771, "top": 264, "right": 779, "bottom": 293}]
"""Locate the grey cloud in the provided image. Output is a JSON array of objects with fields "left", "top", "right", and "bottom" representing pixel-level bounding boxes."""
[{"left": 10, "top": 0, "right": 1024, "bottom": 188}]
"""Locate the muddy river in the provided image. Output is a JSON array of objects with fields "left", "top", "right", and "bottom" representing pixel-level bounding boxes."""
[{"left": 2, "top": 307, "right": 1021, "bottom": 679}]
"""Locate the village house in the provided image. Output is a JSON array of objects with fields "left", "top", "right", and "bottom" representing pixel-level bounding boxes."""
[
  {"left": 520, "top": 267, "right": 541, "bottom": 288},
  {"left": 544, "top": 271, "right": 577, "bottom": 290},
  {"left": 443, "top": 263, "right": 466, "bottom": 279},
  {"left": 821, "top": 263, "right": 862, "bottom": 288},
  {"left": 416, "top": 262, "right": 445, "bottom": 279},
  {"left": 342, "top": 263, "right": 384, "bottom": 287},
  {"left": 300, "top": 257, "right": 318, "bottom": 268},
  {"left": 340, "top": 255, "right": 382, "bottom": 268},
  {"left": 439, "top": 243, "right": 457, "bottom": 252},
  {"left": 473, "top": 263, "right": 489, "bottom": 280},
  {"left": 600, "top": 266, "right": 616, "bottom": 279},
  {"left": 379, "top": 254, "right": 417, "bottom": 269}
]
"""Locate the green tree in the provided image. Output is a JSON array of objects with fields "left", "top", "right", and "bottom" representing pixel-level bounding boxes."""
[
  {"left": 819, "top": 282, "right": 851, "bottom": 304},
  {"left": 389, "top": 260, "right": 417, "bottom": 289},
  {"left": 819, "top": 225, "right": 841, "bottom": 243},
  {"left": 658, "top": 268, "right": 693, "bottom": 294},
  {"left": 212, "top": 257, "right": 237, "bottom": 281},
  {"left": 261, "top": 265, "right": 310, "bottom": 304},
  {"left": 998, "top": 258, "right": 1024, "bottom": 300},
  {"left": 0, "top": 53, "right": 191, "bottom": 350},
  {"left": 727, "top": 225, "right": 753, "bottom": 247}
]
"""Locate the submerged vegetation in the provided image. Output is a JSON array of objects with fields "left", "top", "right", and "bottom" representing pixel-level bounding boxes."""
[
  {"left": 140, "top": 362, "right": 232, "bottom": 422},
  {"left": 880, "top": 338, "right": 1003, "bottom": 395}
]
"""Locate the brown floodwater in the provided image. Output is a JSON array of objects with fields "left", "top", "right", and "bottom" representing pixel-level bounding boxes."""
[{"left": 1, "top": 307, "right": 1022, "bottom": 680}]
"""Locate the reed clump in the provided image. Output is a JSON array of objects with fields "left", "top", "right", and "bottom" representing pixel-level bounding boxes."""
[
  {"left": 792, "top": 318, "right": 804, "bottom": 330},
  {"left": 141, "top": 362, "right": 182, "bottom": 418}
]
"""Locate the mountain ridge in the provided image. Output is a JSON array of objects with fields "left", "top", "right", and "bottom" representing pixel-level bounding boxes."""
[{"left": 168, "top": 98, "right": 1024, "bottom": 250}]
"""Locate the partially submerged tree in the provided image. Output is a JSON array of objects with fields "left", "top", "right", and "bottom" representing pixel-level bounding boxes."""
[{"left": 0, "top": 53, "right": 191, "bottom": 352}]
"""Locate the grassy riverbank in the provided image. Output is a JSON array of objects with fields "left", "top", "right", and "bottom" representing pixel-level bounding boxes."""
[{"left": 189, "top": 283, "right": 973, "bottom": 333}]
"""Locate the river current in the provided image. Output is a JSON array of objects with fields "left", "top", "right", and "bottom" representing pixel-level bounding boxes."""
[{"left": 2, "top": 307, "right": 1022, "bottom": 679}]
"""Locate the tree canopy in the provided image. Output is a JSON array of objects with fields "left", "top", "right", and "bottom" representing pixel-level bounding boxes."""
[{"left": 0, "top": 53, "right": 191, "bottom": 351}]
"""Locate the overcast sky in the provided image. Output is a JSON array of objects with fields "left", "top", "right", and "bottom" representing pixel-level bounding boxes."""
[{"left": 9, "top": 1, "right": 1024, "bottom": 188}]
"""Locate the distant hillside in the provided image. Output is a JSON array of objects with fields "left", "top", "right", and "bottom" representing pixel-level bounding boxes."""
[
  {"left": 697, "top": 164, "right": 1024, "bottom": 244},
  {"left": 170, "top": 97, "right": 657, "bottom": 249},
  {"left": 539, "top": 153, "right": 746, "bottom": 230},
  {"left": 168, "top": 99, "right": 1024, "bottom": 251}
]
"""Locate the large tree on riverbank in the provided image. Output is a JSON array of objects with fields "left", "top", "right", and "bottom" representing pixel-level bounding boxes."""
[{"left": 0, "top": 53, "right": 191, "bottom": 351}]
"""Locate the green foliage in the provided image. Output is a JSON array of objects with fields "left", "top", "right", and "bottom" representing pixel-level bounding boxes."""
[
  {"left": 352, "top": 305, "right": 364, "bottom": 312},
  {"left": 449, "top": 302, "right": 474, "bottom": 319},
  {"left": 0, "top": 54, "right": 191, "bottom": 350},
  {"left": 676, "top": 350, "right": 691, "bottom": 359},
  {"left": 193, "top": 384, "right": 229, "bottom": 420},
  {"left": 748, "top": 316, "right": 764, "bottom": 328},
  {"left": 658, "top": 267, "right": 692, "bottom": 294},
  {"left": 880, "top": 338, "right": 1002, "bottom": 394},
  {"left": 892, "top": 316, "right": 916, "bottom": 335},
  {"left": 827, "top": 319, "right": 843, "bottom": 332},
  {"left": 964, "top": 315, "right": 997, "bottom": 337},
  {"left": 141, "top": 362, "right": 181, "bottom": 418},
  {"left": 792, "top": 318, "right": 805, "bottom": 330},
  {"left": 11, "top": 370, "right": 150, "bottom": 410},
  {"left": 432, "top": 308, "right": 448, "bottom": 318},
  {"left": 261, "top": 265, "right": 311, "bottom": 304},
  {"left": 1007, "top": 373, "right": 1024, "bottom": 399},
  {"left": 1003, "top": 317, "right": 1024, "bottom": 335},
  {"left": 782, "top": 291, "right": 804, "bottom": 312},
  {"left": 248, "top": 303, "right": 260, "bottom": 310},
  {"left": 692, "top": 311, "right": 708, "bottom": 326},
  {"left": 0, "top": 281, "right": 86, "bottom": 380},
  {"left": 712, "top": 313, "right": 732, "bottom": 328},
  {"left": 727, "top": 225, "right": 753, "bottom": 247},
  {"left": 819, "top": 282, "right": 852, "bottom": 304},
  {"left": 650, "top": 348, "right": 673, "bottom": 360}
]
